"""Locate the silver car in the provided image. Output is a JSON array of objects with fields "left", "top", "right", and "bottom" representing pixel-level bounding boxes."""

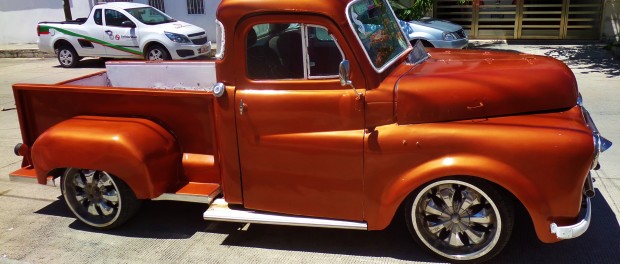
[{"left": 399, "top": 18, "right": 468, "bottom": 49}]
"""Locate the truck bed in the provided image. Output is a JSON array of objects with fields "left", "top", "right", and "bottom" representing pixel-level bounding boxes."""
[{"left": 13, "top": 61, "right": 219, "bottom": 185}]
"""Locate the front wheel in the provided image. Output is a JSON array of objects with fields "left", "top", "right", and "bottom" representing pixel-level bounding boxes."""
[
  {"left": 405, "top": 178, "right": 514, "bottom": 263},
  {"left": 61, "top": 168, "right": 141, "bottom": 229},
  {"left": 145, "top": 44, "right": 170, "bottom": 61}
]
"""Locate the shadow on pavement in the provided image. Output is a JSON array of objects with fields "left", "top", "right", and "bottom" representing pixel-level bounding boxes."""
[
  {"left": 34, "top": 189, "right": 619, "bottom": 263},
  {"left": 538, "top": 45, "right": 620, "bottom": 78},
  {"left": 472, "top": 41, "right": 620, "bottom": 78}
]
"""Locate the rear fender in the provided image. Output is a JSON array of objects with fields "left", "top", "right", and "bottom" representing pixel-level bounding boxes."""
[{"left": 31, "top": 116, "right": 181, "bottom": 199}]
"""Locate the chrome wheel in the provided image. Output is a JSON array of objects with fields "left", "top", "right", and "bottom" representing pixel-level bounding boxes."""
[
  {"left": 407, "top": 179, "right": 513, "bottom": 262},
  {"left": 62, "top": 168, "right": 140, "bottom": 229}
]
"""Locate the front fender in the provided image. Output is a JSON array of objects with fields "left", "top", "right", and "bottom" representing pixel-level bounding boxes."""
[
  {"left": 31, "top": 116, "right": 181, "bottom": 199},
  {"left": 365, "top": 154, "right": 554, "bottom": 242}
]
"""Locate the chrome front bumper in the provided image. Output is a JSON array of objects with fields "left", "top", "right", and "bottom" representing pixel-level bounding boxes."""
[{"left": 550, "top": 197, "right": 591, "bottom": 239}]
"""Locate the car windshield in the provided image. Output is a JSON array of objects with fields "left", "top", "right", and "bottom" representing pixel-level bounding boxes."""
[
  {"left": 125, "top": 7, "right": 175, "bottom": 25},
  {"left": 348, "top": 0, "right": 409, "bottom": 71}
]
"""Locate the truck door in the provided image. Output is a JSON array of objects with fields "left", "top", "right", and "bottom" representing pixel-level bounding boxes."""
[
  {"left": 102, "top": 9, "right": 140, "bottom": 57},
  {"left": 235, "top": 17, "right": 367, "bottom": 221}
]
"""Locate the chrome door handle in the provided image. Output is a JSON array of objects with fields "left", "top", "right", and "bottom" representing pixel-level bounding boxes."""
[{"left": 239, "top": 99, "right": 246, "bottom": 115}]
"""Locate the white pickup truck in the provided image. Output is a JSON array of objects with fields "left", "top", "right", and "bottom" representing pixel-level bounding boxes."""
[{"left": 37, "top": 2, "right": 211, "bottom": 67}]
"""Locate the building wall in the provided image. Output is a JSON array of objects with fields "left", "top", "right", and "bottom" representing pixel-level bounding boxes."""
[
  {"left": 0, "top": 0, "right": 94, "bottom": 44},
  {"left": 602, "top": 0, "right": 620, "bottom": 41}
]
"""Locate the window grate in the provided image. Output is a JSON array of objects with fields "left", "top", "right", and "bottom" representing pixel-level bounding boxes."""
[
  {"left": 187, "top": 0, "right": 205, "bottom": 14},
  {"left": 148, "top": 0, "right": 165, "bottom": 12}
]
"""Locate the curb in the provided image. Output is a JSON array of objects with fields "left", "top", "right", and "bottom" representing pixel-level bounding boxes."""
[{"left": 0, "top": 49, "right": 54, "bottom": 58}]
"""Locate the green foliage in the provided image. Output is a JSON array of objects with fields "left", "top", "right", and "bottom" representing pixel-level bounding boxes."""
[
  {"left": 389, "top": 0, "right": 433, "bottom": 21},
  {"left": 389, "top": 0, "right": 469, "bottom": 21}
]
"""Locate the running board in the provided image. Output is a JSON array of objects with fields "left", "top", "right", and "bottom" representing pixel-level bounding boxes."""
[
  {"left": 203, "top": 198, "right": 367, "bottom": 230},
  {"left": 153, "top": 182, "right": 220, "bottom": 204}
]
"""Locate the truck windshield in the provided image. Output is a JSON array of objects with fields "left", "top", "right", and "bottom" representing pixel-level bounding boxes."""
[
  {"left": 125, "top": 7, "right": 176, "bottom": 25},
  {"left": 347, "top": 0, "right": 409, "bottom": 71}
]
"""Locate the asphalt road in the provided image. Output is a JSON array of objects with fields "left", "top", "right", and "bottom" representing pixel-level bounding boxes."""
[{"left": 0, "top": 44, "right": 619, "bottom": 264}]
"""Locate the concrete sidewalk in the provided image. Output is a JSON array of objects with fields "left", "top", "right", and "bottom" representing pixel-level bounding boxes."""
[{"left": 0, "top": 44, "right": 52, "bottom": 58}]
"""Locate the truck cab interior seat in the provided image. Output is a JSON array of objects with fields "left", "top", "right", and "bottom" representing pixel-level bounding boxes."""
[{"left": 246, "top": 29, "right": 285, "bottom": 79}]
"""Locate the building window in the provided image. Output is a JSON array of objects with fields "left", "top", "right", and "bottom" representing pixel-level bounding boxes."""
[
  {"left": 187, "top": 0, "right": 205, "bottom": 14},
  {"left": 149, "top": 0, "right": 165, "bottom": 12}
]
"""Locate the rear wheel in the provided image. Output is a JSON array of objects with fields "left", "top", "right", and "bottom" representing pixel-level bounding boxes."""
[
  {"left": 405, "top": 178, "right": 514, "bottom": 263},
  {"left": 57, "top": 45, "right": 80, "bottom": 68},
  {"left": 145, "top": 44, "right": 170, "bottom": 61},
  {"left": 61, "top": 168, "right": 141, "bottom": 229}
]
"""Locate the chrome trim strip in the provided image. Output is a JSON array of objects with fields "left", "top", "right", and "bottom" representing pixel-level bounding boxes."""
[
  {"left": 204, "top": 198, "right": 368, "bottom": 230},
  {"left": 550, "top": 197, "right": 591, "bottom": 239},
  {"left": 153, "top": 188, "right": 221, "bottom": 204}
]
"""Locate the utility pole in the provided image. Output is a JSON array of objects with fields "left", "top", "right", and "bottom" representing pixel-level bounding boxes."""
[{"left": 63, "top": 0, "right": 73, "bottom": 21}]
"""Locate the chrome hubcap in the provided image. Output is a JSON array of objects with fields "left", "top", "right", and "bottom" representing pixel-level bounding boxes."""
[
  {"left": 413, "top": 180, "right": 501, "bottom": 260},
  {"left": 74, "top": 170, "right": 119, "bottom": 216},
  {"left": 63, "top": 169, "right": 121, "bottom": 227},
  {"left": 59, "top": 50, "right": 73, "bottom": 65}
]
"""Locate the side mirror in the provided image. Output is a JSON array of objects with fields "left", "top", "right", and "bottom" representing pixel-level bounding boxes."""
[
  {"left": 339, "top": 60, "right": 362, "bottom": 100},
  {"left": 122, "top": 20, "right": 136, "bottom": 28},
  {"left": 339, "top": 60, "right": 351, "bottom": 86}
]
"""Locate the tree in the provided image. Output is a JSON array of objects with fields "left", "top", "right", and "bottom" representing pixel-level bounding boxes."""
[
  {"left": 63, "top": 0, "right": 72, "bottom": 21},
  {"left": 389, "top": 0, "right": 468, "bottom": 21},
  {"left": 389, "top": 0, "right": 434, "bottom": 21}
]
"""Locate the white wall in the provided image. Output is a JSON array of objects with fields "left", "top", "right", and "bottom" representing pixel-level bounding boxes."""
[
  {"left": 134, "top": 0, "right": 221, "bottom": 43},
  {"left": 0, "top": 0, "right": 94, "bottom": 44}
]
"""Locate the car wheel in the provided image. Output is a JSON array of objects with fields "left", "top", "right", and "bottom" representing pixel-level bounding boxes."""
[
  {"left": 61, "top": 168, "right": 141, "bottom": 229},
  {"left": 405, "top": 178, "right": 514, "bottom": 263},
  {"left": 145, "top": 44, "right": 170, "bottom": 61},
  {"left": 57, "top": 45, "right": 80, "bottom": 68}
]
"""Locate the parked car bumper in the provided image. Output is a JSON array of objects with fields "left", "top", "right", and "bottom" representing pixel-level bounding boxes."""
[
  {"left": 166, "top": 41, "right": 211, "bottom": 60},
  {"left": 428, "top": 38, "right": 469, "bottom": 49}
]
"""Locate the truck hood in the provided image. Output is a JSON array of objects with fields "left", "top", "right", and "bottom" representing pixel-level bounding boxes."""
[
  {"left": 396, "top": 49, "right": 578, "bottom": 124},
  {"left": 157, "top": 21, "right": 205, "bottom": 35},
  {"left": 408, "top": 18, "right": 462, "bottom": 33}
]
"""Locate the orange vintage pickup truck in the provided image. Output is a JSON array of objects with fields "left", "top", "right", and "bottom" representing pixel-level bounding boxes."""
[{"left": 10, "top": 0, "right": 611, "bottom": 262}]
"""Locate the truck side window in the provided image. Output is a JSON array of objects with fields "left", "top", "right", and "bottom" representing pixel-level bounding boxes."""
[
  {"left": 94, "top": 9, "right": 103, "bottom": 25},
  {"left": 307, "top": 26, "right": 343, "bottom": 78},
  {"left": 105, "top": 9, "right": 131, "bottom": 27},
  {"left": 247, "top": 23, "right": 303, "bottom": 80}
]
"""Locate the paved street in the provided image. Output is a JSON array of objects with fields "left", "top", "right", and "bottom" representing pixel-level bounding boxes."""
[{"left": 0, "top": 44, "right": 619, "bottom": 264}]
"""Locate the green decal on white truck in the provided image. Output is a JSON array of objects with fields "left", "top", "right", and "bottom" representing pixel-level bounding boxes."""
[{"left": 40, "top": 25, "right": 143, "bottom": 56}]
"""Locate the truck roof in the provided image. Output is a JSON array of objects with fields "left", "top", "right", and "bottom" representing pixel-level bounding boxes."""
[
  {"left": 217, "top": 0, "right": 353, "bottom": 24},
  {"left": 93, "top": 2, "right": 151, "bottom": 10}
]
